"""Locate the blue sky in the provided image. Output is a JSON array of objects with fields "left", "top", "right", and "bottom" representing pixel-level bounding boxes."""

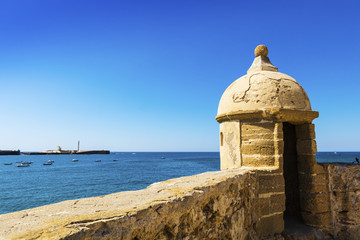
[{"left": 0, "top": 0, "right": 359, "bottom": 151}]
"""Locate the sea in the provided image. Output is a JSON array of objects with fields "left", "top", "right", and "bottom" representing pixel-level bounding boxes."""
[{"left": 0, "top": 151, "right": 359, "bottom": 215}]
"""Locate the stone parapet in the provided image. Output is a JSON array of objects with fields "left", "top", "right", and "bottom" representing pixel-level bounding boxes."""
[
  {"left": 0, "top": 169, "right": 286, "bottom": 240},
  {"left": 325, "top": 163, "right": 360, "bottom": 239},
  {"left": 298, "top": 162, "right": 360, "bottom": 239}
]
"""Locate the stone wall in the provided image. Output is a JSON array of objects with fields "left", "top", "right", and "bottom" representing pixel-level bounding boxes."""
[
  {"left": 220, "top": 120, "right": 284, "bottom": 170},
  {"left": 0, "top": 168, "right": 285, "bottom": 240},
  {"left": 295, "top": 155, "right": 360, "bottom": 239},
  {"left": 241, "top": 121, "right": 283, "bottom": 169},
  {"left": 295, "top": 123, "right": 333, "bottom": 230},
  {"left": 294, "top": 123, "right": 360, "bottom": 238},
  {"left": 325, "top": 163, "right": 360, "bottom": 239}
]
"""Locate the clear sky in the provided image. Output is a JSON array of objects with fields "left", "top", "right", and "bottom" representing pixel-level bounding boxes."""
[{"left": 0, "top": 0, "right": 359, "bottom": 152}]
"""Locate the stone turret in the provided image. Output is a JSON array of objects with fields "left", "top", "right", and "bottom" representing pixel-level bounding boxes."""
[
  {"left": 216, "top": 45, "right": 318, "bottom": 170},
  {"left": 216, "top": 45, "right": 331, "bottom": 231}
]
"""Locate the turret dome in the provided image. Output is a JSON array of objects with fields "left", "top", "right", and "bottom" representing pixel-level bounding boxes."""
[{"left": 217, "top": 45, "right": 312, "bottom": 120}]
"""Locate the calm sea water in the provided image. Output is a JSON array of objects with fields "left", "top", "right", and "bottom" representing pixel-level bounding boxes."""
[
  {"left": 0, "top": 152, "right": 359, "bottom": 214},
  {"left": 0, "top": 152, "right": 219, "bottom": 214}
]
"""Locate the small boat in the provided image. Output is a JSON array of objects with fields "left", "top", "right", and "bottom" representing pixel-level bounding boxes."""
[
  {"left": 160, "top": 157, "right": 165, "bottom": 159},
  {"left": 17, "top": 163, "right": 30, "bottom": 167},
  {"left": 95, "top": 160, "right": 101, "bottom": 162},
  {"left": 113, "top": 159, "right": 118, "bottom": 162},
  {"left": 4, "top": 163, "right": 12, "bottom": 165},
  {"left": 15, "top": 161, "right": 22, "bottom": 163},
  {"left": 46, "top": 160, "right": 54, "bottom": 163},
  {"left": 72, "top": 159, "right": 79, "bottom": 162},
  {"left": 43, "top": 162, "right": 53, "bottom": 165},
  {"left": 23, "top": 161, "right": 33, "bottom": 164}
]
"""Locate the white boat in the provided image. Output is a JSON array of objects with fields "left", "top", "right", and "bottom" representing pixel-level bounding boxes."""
[
  {"left": 72, "top": 159, "right": 79, "bottom": 162},
  {"left": 47, "top": 160, "right": 54, "bottom": 163},
  {"left": 16, "top": 163, "right": 30, "bottom": 167},
  {"left": 43, "top": 162, "right": 53, "bottom": 165}
]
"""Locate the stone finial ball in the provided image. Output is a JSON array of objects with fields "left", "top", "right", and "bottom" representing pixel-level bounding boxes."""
[{"left": 254, "top": 45, "right": 268, "bottom": 57}]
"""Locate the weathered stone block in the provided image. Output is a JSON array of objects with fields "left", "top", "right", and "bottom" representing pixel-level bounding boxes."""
[
  {"left": 328, "top": 173, "right": 347, "bottom": 192},
  {"left": 270, "top": 193, "right": 286, "bottom": 213},
  {"left": 295, "top": 124, "right": 315, "bottom": 140},
  {"left": 297, "top": 154, "right": 317, "bottom": 165},
  {"left": 241, "top": 133, "right": 274, "bottom": 141},
  {"left": 301, "top": 211, "right": 332, "bottom": 226},
  {"left": 255, "top": 194, "right": 285, "bottom": 218},
  {"left": 298, "top": 173, "right": 328, "bottom": 186},
  {"left": 274, "top": 139, "right": 284, "bottom": 155},
  {"left": 242, "top": 154, "right": 276, "bottom": 167},
  {"left": 256, "top": 197, "right": 270, "bottom": 217},
  {"left": 297, "top": 158, "right": 326, "bottom": 174},
  {"left": 241, "top": 140, "right": 276, "bottom": 155},
  {"left": 298, "top": 173, "right": 329, "bottom": 192},
  {"left": 220, "top": 121, "right": 241, "bottom": 170},
  {"left": 241, "top": 122, "right": 275, "bottom": 135},
  {"left": 255, "top": 213, "right": 284, "bottom": 237},
  {"left": 331, "top": 192, "right": 353, "bottom": 213},
  {"left": 297, "top": 140, "right": 317, "bottom": 155},
  {"left": 258, "top": 174, "right": 285, "bottom": 194},
  {"left": 299, "top": 192, "right": 331, "bottom": 213},
  {"left": 299, "top": 181, "right": 328, "bottom": 193},
  {"left": 333, "top": 224, "right": 360, "bottom": 240},
  {"left": 274, "top": 122, "right": 283, "bottom": 139}
]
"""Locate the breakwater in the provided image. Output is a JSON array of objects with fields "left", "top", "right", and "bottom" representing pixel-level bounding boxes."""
[
  {"left": 23, "top": 150, "right": 110, "bottom": 155},
  {"left": 0, "top": 150, "right": 20, "bottom": 155}
]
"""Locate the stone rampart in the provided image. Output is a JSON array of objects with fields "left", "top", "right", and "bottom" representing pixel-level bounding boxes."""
[
  {"left": 324, "top": 163, "right": 360, "bottom": 239},
  {"left": 0, "top": 168, "right": 284, "bottom": 240},
  {"left": 0, "top": 162, "right": 358, "bottom": 239},
  {"left": 298, "top": 160, "right": 360, "bottom": 239}
]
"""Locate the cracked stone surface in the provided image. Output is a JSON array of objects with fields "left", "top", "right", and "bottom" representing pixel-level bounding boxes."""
[
  {"left": 217, "top": 47, "right": 311, "bottom": 117},
  {"left": 218, "top": 71, "right": 311, "bottom": 116}
]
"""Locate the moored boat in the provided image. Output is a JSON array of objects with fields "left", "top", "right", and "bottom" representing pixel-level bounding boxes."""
[{"left": 16, "top": 163, "right": 30, "bottom": 167}]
